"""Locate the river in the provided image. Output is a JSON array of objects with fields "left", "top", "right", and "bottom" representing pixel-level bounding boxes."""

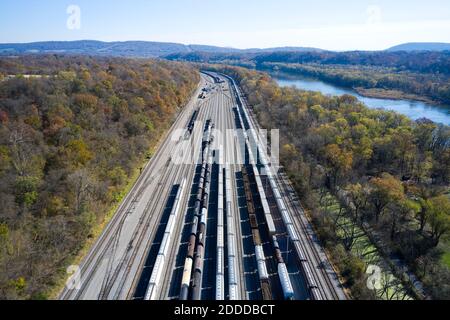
[{"left": 274, "top": 75, "right": 450, "bottom": 125}]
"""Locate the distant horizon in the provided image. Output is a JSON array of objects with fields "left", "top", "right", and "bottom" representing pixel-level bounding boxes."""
[
  {"left": 1, "top": 0, "right": 450, "bottom": 51},
  {"left": 2, "top": 39, "right": 450, "bottom": 53}
]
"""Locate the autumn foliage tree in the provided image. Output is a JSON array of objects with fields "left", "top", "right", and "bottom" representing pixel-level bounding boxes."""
[
  {"left": 369, "top": 173, "right": 405, "bottom": 223},
  {"left": 0, "top": 55, "right": 199, "bottom": 299},
  {"left": 208, "top": 64, "right": 450, "bottom": 299}
]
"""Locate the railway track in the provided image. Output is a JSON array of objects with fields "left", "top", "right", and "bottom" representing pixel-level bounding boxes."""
[
  {"left": 276, "top": 171, "right": 345, "bottom": 300},
  {"left": 105, "top": 146, "right": 196, "bottom": 299},
  {"left": 61, "top": 71, "right": 345, "bottom": 301},
  {"left": 140, "top": 76, "right": 216, "bottom": 300},
  {"left": 226, "top": 73, "right": 346, "bottom": 300},
  {"left": 59, "top": 77, "right": 207, "bottom": 300}
]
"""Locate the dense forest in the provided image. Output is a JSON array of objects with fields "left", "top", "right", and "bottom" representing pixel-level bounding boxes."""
[
  {"left": 260, "top": 62, "right": 450, "bottom": 105},
  {"left": 168, "top": 50, "right": 450, "bottom": 74},
  {"left": 0, "top": 55, "right": 199, "bottom": 299},
  {"left": 167, "top": 51, "right": 450, "bottom": 105},
  {"left": 206, "top": 65, "right": 450, "bottom": 299}
]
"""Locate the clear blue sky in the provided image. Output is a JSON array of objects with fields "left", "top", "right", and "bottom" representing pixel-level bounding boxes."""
[{"left": 1, "top": 0, "right": 449, "bottom": 50}]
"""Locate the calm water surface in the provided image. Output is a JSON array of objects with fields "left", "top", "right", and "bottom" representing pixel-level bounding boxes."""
[{"left": 275, "top": 76, "right": 450, "bottom": 125}]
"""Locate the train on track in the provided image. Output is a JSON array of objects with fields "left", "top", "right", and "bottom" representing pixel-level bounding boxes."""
[
  {"left": 225, "top": 166, "right": 240, "bottom": 300},
  {"left": 201, "top": 71, "right": 224, "bottom": 84},
  {"left": 242, "top": 166, "right": 272, "bottom": 300},
  {"left": 180, "top": 120, "right": 214, "bottom": 300},
  {"left": 221, "top": 71, "right": 324, "bottom": 300},
  {"left": 216, "top": 163, "right": 225, "bottom": 300},
  {"left": 144, "top": 179, "right": 186, "bottom": 300},
  {"left": 185, "top": 109, "right": 199, "bottom": 138},
  {"left": 141, "top": 71, "right": 335, "bottom": 301}
]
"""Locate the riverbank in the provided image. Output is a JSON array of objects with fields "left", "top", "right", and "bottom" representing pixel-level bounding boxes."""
[
  {"left": 272, "top": 72, "right": 450, "bottom": 125},
  {"left": 354, "top": 87, "right": 437, "bottom": 105},
  {"left": 269, "top": 70, "right": 438, "bottom": 104}
]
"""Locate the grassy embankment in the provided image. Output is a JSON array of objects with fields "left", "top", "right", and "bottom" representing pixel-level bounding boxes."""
[{"left": 319, "top": 192, "right": 413, "bottom": 300}]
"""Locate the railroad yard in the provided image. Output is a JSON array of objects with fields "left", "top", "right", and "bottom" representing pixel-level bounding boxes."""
[{"left": 59, "top": 71, "right": 346, "bottom": 301}]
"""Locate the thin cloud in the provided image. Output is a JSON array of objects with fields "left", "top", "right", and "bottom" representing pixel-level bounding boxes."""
[{"left": 151, "top": 19, "right": 450, "bottom": 51}]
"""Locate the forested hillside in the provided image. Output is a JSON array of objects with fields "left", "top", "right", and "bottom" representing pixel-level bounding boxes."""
[
  {"left": 169, "top": 50, "right": 450, "bottom": 74},
  {"left": 0, "top": 55, "right": 199, "bottom": 299},
  {"left": 387, "top": 42, "right": 450, "bottom": 52},
  {"left": 0, "top": 40, "right": 323, "bottom": 58},
  {"left": 207, "top": 65, "right": 450, "bottom": 299},
  {"left": 167, "top": 51, "right": 450, "bottom": 105},
  {"left": 260, "top": 62, "right": 450, "bottom": 105}
]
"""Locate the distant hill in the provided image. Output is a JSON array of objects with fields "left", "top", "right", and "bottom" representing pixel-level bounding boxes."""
[
  {"left": 0, "top": 40, "right": 324, "bottom": 57},
  {"left": 0, "top": 40, "right": 191, "bottom": 57},
  {"left": 387, "top": 42, "right": 450, "bottom": 52},
  {"left": 187, "top": 45, "right": 324, "bottom": 54},
  {"left": 166, "top": 50, "right": 450, "bottom": 77},
  {"left": 4, "top": 40, "right": 449, "bottom": 57},
  {"left": 246, "top": 46, "right": 325, "bottom": 53},
  {"left": 4, "top": 40, "right": 450, "bottom": 58},
  {"left": 187, "top": 44, "right": 242, "bottom": 53}
]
